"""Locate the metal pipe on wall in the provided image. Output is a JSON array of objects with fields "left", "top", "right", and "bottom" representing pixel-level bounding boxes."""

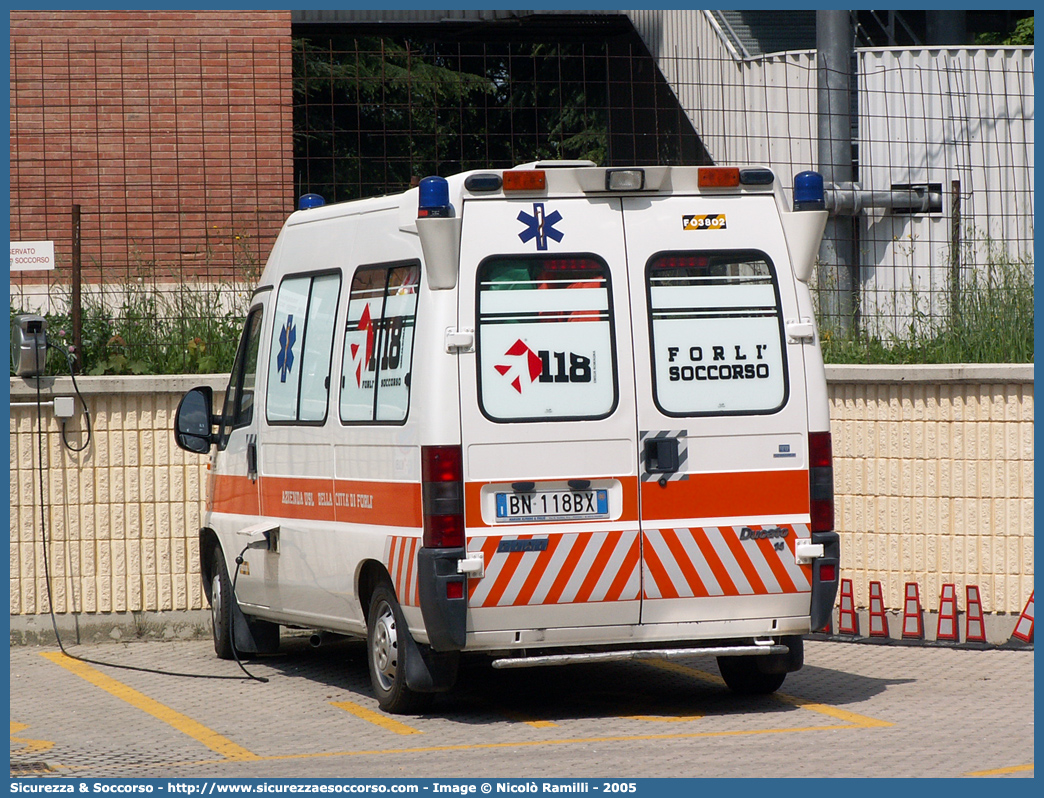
[{"left": 816, "top": 10, "right": 858, "bottom": 335}]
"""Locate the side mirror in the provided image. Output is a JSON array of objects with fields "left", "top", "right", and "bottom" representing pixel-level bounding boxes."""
[{"left": 174, "top": 386, "right": 215, "bottom": 454}]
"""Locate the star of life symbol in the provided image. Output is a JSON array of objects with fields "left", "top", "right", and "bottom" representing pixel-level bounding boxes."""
[
  {"left": 517, "top": 203, "right": 563, "bottom": 251},
  {"left": 277, "top": 315, "right": 296, "bottom": 383},
  {"left": 494, "top": 339, "right": 543, "bottom": 394}
]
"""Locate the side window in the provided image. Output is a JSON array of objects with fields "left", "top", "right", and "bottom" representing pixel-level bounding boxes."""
[
  {"left": 476, "top": 255, "right": 617, "bottom": 422},
  {"left": 340, "top": 262, "right": 420, "bottom": 423},
  {"left": 218, "top": 306, "right": 263, "bottom": 449},
  {"left": 646, "top": 251, "right": 787, "bottom": 416},
  {"left": 266, "top": 272, "right": 342, "bottom": 424}
]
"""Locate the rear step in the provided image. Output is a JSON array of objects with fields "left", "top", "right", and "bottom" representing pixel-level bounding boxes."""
[{"left": 491, "top": 642, "right": 788, "bottom": 669}]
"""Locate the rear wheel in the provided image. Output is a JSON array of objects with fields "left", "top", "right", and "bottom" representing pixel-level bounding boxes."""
[
  {"left": 716, "top": 655, "right": 787, "bottom": 695},
  {"left": 367, "top": 582, "right": 433, "bottom": 714}
]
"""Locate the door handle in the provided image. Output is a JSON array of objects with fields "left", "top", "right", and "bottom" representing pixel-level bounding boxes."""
[
  {"left": 644, "top": 437, "right": 680, "bottom": 474},
  {"left": 247, "top": 436, "right": 258, "bottom": 482}
]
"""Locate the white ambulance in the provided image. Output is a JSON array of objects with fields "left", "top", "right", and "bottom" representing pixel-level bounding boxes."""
[{"left": 175, "top": 162, "right": 839, "bottom": 713}]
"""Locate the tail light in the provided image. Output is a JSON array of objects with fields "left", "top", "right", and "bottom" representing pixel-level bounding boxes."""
[
  {"left": 698, "top": 166, "right": 741, "bottom": 188},
  {"left": 422, "top": 445, "right": 464, "bottom": 548},
  {"left": 809, "top": 431, "right": 834, "bottom": 533},
  {"left": 502, "top": 170, "right": 546, "bottom": 191}
]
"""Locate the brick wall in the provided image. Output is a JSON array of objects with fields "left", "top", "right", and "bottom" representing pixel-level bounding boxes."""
[
  {"left": 9, "top": 367, "right": 1033, "bottom": 621},
  {"left": 9, "top": 11, "right": 294, "bottom": 307}
]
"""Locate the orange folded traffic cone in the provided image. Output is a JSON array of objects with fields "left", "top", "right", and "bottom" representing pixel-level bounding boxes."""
[
  {"left": 1010, "top": 592, "right": 1034, "bottom": 643},
  {"left": 868, "top": 581, "right": 889, "bottom": 638},
  {"left": 964, "top": 585, "right": 986, "bottom": 643},
  {"left": 901, "top": 582, "right": 924, "bottom": 640},
  {"left": 936, "top": 583, "right": 959, "bottom": 642},
  {"left": 838, "top": 578, "right": 858, "bottom": 635}
]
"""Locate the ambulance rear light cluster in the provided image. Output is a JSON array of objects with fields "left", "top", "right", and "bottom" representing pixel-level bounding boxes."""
[
  {"left": 605, "top": 169, "right": 645, "bottom": 191},
  {"left": 697, "top": 167, "right": 776, "bottom": 188},
  {"left": 421, "top": 445, "right": 465, "bottom": 548},
  {"left": 808, "top": 431, "right": 835, "bottom": 533},
  {"left": 502, "top": 170, "right": 547, "bottom": 192}
]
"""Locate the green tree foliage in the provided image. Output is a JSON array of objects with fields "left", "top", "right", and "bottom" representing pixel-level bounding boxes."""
[
  {"left": 976, "top": 15, "right": 1033, "bottom": 45},
  {"left": 292, "top": 36, "right": 610, "bottom": 201}
]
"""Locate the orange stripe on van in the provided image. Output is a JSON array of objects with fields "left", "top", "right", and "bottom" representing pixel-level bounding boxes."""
[
  {"left": 467, "top": 531, "right": 640, "bottom": 608},
  {"left": 642, "top": 536, "right": 680, "bottom": 599},
  {"left": 467, "top": 536, "right": 503, "bottom": 602},
  {"left": 755, "top": 533, "right": 799, "bottom": 593},
  {"left": 641, "top": 470, "right": 809, "bottom": 521},
  {"left": 482, "top": 535, "right": 533, "bottom": 607},
  {"left": 660, "top": 528, "right": 710, "bottom": 598},
  {"left": 691, "top": 528, "right": 739, "bottom": 595},
  {"left": 720, "top": 527, "right": 768, "bottom": 594},
  {"left": 574, "top": 529, "right": 623, "bottom": 603},
  {"left": 603, "top": 535, "right": 641, "bottom": 602},
  {"left": 231, "top": 476, "right": 424, "bottom": 527},
  {"left": 211, "top": 475, "right": 261, "bottom": 516},
  {"left": 513, "top": 534, "right": 564, "bottom": 605},
  {"left": 385, "top": 535, "right": 421, "bottom": 607},
  {"left": 542, "top": 533, "right": 592, "bottom": 605},
  {"left": 642, "top": 526, "right": 811, "bottom": 599}
]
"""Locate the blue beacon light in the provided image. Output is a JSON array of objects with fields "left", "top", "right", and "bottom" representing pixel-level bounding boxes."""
[
  {"left": 792, "top": 171, "right": 825, "bottom": 211},
  {"left": 418, "top": 176, "right": 453, "bottom": 218},
  {"left": 299, "top": 193, "right": 325, "bottom": 210}
]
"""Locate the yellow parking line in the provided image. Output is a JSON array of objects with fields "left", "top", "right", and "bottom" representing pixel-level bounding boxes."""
[
  {"left": 771, "top": 693, "right": 892, "bottom": 727},
  {"left": 646, "top": 660, "right": 892, "bottom": 729},
  {"left": 493, "top": 707, "right": 559, "bottom": 728},
  {"left": 10, "top": 722, "right": 54, "bottom": 755},
  {"left": 330, "top": 701, "right": 423, "bottom": 735},
  {"left": 965, "top": 763, "right": 1033, "bottom": 777},
  {"left": 257, "top": 724, "right": 865, "bottom": 761},
  {"left": 40, "top": 652, "right": 259, "bottom": 761}
]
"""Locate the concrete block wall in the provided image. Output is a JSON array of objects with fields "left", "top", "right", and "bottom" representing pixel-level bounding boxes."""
[
  {"left": 828, "top": 365, "right": 1033, "bottom": 616},
  {"left": 10, "top": 375, "right": 224, "bottom": 618},
  {"left": 9, "top": 366, "right": 1034, "bottom": 625}
]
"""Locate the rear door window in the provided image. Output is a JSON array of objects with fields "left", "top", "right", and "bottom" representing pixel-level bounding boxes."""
[
  {"left": 646, "top": 250, "right": 787, "bottom": 415},
  {"left": 476, "top": 255, "right": 617, "bottom": 422}
]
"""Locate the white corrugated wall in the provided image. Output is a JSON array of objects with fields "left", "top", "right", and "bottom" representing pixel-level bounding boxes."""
[{"left": 626, "top": 11, "right": 1033, "bottom": 335}]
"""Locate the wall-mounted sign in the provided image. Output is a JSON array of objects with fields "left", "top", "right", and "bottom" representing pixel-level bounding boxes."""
[{"left": 10, "top": 241, "right": 55, "bottom": 271}]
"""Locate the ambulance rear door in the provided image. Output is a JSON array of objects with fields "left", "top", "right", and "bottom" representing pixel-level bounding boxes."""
[
  {"left": 457, "top": 195, "right": 642, "bottom": 635},
  {"left": 621, "top": 193, "right": 815, "bottom": 627}
]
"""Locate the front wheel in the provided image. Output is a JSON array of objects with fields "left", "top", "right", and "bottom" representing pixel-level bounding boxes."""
[
  {"left": 716, "top": 655, "right": 787, "bottom": 695},
  {"left": 367, "top": 583, "right": 433, "bottom": 714},
  {"left": 210, "top": 549, "right": 236, "bottom": 660}
]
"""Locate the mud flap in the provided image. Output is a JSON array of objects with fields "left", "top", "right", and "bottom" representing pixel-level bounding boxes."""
[
  {"left": 400, "top": 617, "right": 460, "bottom": 693},
  {"left": 758, "top": 635, "right": 804, "bottom": 675},
  {"left": 231, "top": 600, "right": 279, "bottom": 655}
]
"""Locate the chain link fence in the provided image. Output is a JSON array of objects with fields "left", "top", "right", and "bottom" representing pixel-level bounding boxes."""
[{"left": 10, "top": 25, "right": 1033, "bottom": 372}]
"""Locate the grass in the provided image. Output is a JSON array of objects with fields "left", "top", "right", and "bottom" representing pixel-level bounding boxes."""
[
  {"left": 11, "top": 279, "right": 250, "bottom": 376},
  {"left": 818, "top": 238, "right": 1033, "bottom": 364},
  {"left": 12, "top": 236, "right": 1033, "bottom": 375}
]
